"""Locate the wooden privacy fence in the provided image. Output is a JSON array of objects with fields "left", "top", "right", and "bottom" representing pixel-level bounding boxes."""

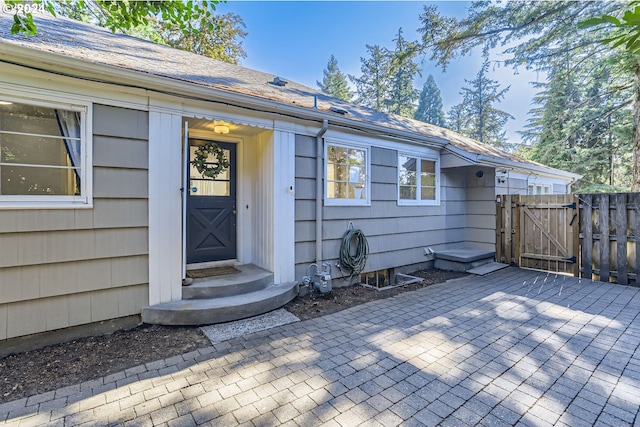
[{"left": 497, "top": 193, "right": 640, "bottom": 286}]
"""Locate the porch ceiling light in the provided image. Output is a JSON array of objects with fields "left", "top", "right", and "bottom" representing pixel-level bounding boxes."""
[
  {"left": 214, "top": 124, "right": 230, "bottom": 134},
  {"left": 0, "top": 101, "right": 13, "bottom": 105}
]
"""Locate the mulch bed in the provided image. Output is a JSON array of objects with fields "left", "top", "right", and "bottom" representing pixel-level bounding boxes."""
[{"left": 0, "top": 269, "right": 467, "bottom": 404}]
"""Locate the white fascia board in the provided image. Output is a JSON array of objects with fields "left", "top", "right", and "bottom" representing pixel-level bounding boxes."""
[
  {"left": 476, "top": 155, "right": 582, "bottom": 181},
  {"left": 1, "top": 45, "right": 448, "bottom": 149}
]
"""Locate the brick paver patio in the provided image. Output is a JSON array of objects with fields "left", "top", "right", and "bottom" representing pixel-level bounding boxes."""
[{"left": 2, "top": 267, "right": 640, "bottom": 426}]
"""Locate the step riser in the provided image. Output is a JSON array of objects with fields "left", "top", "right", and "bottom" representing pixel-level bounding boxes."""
[
  {"left": 183, "top": 274, "right": 273, "bottom": 299},
  {"left": 143, "top": 284, "right": 298, "bottom": 326}
]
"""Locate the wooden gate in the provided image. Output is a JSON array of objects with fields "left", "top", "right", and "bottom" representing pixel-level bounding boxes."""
[{"left": 497, "top": 194, "right": 579, "bottom": 276}]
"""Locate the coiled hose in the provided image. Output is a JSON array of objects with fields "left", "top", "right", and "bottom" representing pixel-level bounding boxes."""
[{"left": 339, "top": 227, "right": 369, "bottom": 279}]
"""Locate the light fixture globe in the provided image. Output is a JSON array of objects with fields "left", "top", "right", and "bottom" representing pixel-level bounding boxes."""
[{"left": 214, "top": 124, "right": 229, "bottom": 134}]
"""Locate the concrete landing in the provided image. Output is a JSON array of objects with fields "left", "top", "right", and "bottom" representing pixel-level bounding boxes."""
[
  {"left": 183, "top": 264, "right": 273, "bottom": 299},
  {"left": 435, "top": 249, "right": 495, "bottom": 273}
]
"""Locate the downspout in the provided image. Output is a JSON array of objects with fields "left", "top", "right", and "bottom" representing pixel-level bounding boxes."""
[{"left": 316, "top": 119, "right": 329, "bottom": 263}]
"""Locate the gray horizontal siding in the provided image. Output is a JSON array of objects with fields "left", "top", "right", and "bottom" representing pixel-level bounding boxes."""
[
  {"left": 294, "top": 134, "right": 468, "bottom": 280},
  {"left": 0, "top": 104, "right": 150, "bottom": 340},
  {"left": 462, "top": 167, "right": 496, "bottom": 250},
  {"left": 0, "top": 199, "right": 148, "bottom": 233}
]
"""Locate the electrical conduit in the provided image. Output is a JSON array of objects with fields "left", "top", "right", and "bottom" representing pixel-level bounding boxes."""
[{"left": 316, "top": 119, "right": 329, "bottom": 263}]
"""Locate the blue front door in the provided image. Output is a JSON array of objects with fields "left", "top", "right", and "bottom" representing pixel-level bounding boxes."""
[{"left": 186, "top": 140, "right": 237, "bottom": 263}]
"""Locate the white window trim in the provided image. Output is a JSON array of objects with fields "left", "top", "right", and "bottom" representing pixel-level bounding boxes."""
[
  {"left": 528, "top": 183, "right": 552, "bottom": 195},
  {"left": 0, "top": 93, "right": 93, "bottom": 209},
  {"left": 324, "top": 139, "right": 371, "bottom": 206},
  {"left": 397, "top": 151, "right": 440, "bottom": 206}
]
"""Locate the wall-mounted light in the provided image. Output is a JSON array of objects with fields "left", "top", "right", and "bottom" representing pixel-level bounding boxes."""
[
  {"left": 475, "top": 170, "right": 484, "bottom": 178},
  {"left": 214, "top": 125, "right": 229, "bottom": 135}
]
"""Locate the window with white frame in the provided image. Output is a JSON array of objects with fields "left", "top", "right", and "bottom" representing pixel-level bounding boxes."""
[
  {"left": 0, "top": 98, "right": 90, "bottom": 207},
  {"left": 325, "top": 142, "right": 370, "bottom": 205},
  {"left": 398, "top": 153, "right": 439, "bottom": 205},
  {"left": 528, "top": 184, "right": 551, "bottom": 195}
]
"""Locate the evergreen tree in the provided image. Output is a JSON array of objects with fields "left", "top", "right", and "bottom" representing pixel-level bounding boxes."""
[
  {"left": 317, "top": 55, "right": 353, "bottom": 102},
  {"left": 520, "top": 51, "right": 633, "bottom": 191},
  {"left": 459, "top": 60, "right": 513, "bottom": 148},
  {"left": 446, "top": 104, "right": 466, "bottom": 134},
  {"left": 350, "top": 45, "right": 392, "bottom": 112},
  {"left": 415, "top": 75, "right": 445, "bottom": 126},
  {"left": 418, "top": 1, "right": 639, "bottom": 190},
  {"left": 388, "top": 28, "right": 420, "bottom": 118}
]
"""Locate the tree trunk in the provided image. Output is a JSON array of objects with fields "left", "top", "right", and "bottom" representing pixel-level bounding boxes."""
[{"left": 633, "top": 66, "right": 640, "bottom": 192}]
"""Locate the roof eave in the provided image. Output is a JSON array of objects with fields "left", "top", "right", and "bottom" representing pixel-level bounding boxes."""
[
  {"left": 476, "top": 154, "right": 582, "bottom": 181},
  {"left": 443, "top": 144, "right": 581, "bottom": 181}
]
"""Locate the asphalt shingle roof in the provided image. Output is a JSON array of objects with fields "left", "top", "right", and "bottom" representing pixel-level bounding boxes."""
[{"left": 0, "top": 13, "right": 565, "bottom": 172}]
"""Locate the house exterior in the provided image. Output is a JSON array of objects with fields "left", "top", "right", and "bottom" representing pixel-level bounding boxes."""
[{"left": 0, "top": 14, "right": 580, "bottom": 344}]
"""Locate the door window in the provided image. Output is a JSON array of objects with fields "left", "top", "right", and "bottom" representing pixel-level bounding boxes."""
[{"left": 189, "top": 145, "right": 230, "bottom": 197}]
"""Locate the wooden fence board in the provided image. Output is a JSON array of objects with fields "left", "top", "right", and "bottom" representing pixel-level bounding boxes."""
[
  {"left": 582, "top": 194, "right": 593, "bottom": 279},
  {"left": 496, "top": 196, "right": 504, "bottom": 264},
  {"left": 509, "top": 194, "right": 520, "bottom": 265},
  {"left": 598, "top": 194, "right": 610, "bottom": 282},
  {"left": 616, "top": 194, "right": 628, "bottom": 285},
  {"left": 630, "top": 193, "right": 640, "bottom": 286}
]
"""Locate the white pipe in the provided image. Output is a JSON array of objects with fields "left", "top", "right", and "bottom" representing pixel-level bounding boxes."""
[
  {"left": 182, "top": 121, "right": 189, "bottom": 280},
  {"left": 316, "top": 119, "right": 329, "bottom": 263}
]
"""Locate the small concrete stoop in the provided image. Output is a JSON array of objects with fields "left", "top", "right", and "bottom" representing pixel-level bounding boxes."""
[
  {"left": 142, "top": 265, "right": 298, "bottom": 326},
  {"left": 435, "top": 249, "right": 508, "bottom": 275}
]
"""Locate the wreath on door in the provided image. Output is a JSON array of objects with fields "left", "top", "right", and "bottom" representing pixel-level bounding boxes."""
[{"left": 191, "top": 142, "right": 229, "bottom": 179}]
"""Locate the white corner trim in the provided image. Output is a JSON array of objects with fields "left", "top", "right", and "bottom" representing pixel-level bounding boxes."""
[
  {"left": 272, "top": 130, "right": 296, "bottom": 283},
  {"left": 148, "top": 110, "right": 183, "bottom": 305}
]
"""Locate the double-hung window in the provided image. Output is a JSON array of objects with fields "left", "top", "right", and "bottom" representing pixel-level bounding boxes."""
[
  {"left": 325, "top": 141, "right": 370, "bottom": 205},
  {"left": 398, "top": 153, "right": 439, "bottom": 205},
  {"left": 0, "top": 97, "right": 91, "bottom": 208}
]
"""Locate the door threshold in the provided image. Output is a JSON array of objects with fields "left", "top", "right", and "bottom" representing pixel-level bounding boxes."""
[{"left": 187, "top": 259, "right": 239, "bottom": 271}]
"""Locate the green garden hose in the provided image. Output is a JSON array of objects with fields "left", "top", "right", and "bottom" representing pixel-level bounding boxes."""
[{"left": 339, "top": 226, "right": 369, "bottom": 279}]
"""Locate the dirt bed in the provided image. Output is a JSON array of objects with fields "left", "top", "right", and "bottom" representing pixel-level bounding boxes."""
[{"left": 0, "top": 269, "right": 466, "bottom": 404}]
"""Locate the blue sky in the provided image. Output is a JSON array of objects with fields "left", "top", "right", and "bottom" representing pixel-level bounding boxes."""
[{"left": 217, "top": 1, "right": 544, "bottom": 143}]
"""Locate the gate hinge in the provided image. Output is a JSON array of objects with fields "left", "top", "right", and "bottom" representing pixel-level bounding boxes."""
[
  {"left": 563, "top": 256, "right": 577, "bottom": 263},
  {"left": 562, "top": 202, "right": 577, "bottom": 209}
]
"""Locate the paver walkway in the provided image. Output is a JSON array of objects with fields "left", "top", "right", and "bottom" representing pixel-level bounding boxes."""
[{"left": 2, "top": 267, "right": 640, "bottom": 426}]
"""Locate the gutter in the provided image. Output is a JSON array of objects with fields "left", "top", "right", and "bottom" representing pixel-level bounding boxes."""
[
  {"left": 443, "top": 144, "right": 582, "bottom": 181},
  {"left": 0, "top": 45, "right": 448, "bottom": 148},
  {"left": 315, "top": 120, "right": 329, "bottom": 264}
]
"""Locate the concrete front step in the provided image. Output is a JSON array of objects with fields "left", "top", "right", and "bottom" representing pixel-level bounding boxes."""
[
  {"left": 142, "top": 282, "right": 299, "bottom": 326},
  {"left": 434, "top": 249, "right": 496, "bottom": 273},
  {"left": 183, "top": 264, "right": 273, "bottom": 300}
]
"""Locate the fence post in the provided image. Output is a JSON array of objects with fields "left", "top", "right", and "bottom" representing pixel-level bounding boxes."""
[
  {"left": 503, "top": 195, "right": 513, "bottom": 265},
  {"left": 513, "top": 194, "right": 521, "bottom": 267},
  {"left": 571, "top": 195, "right": 580, "bottom": 277},
  {"left": 581, "top": 194, "right": 593, "bottom": 280},
  {"left": 616, "top": 194, "right": 629, "bottom": 285}
]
